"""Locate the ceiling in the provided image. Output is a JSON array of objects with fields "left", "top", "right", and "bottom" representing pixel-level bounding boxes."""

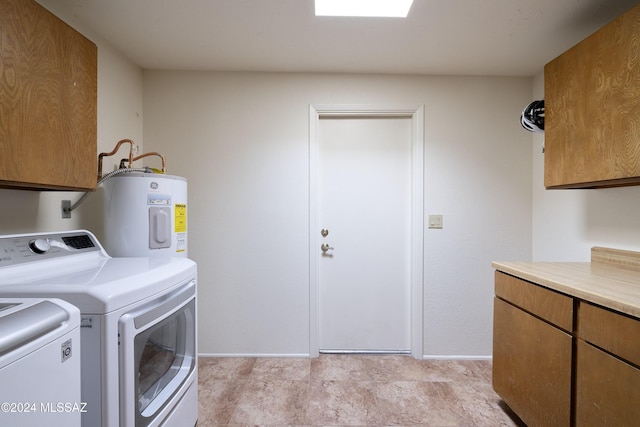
[{"left": 39, "top": 0, "right": 639, "bottom": 77}]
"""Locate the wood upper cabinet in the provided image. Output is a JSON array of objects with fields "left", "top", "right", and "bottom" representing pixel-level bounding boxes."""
[
  {"left": 544, "top": 3, "right": 640, "bottom": 188},
  {"left": 0, "top": 0, "right": 97, "bottom": 190}
]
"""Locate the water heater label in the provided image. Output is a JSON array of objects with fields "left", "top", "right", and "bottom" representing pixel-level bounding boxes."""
[
  {"left": 175, "top": 204, "right": 187, "bottom": 233},
  {"left": 148, "top": 193, "right": 171, "bottom": 205},
  {"left": 176, "top": 233, "right": 187, "bottom": 252}
]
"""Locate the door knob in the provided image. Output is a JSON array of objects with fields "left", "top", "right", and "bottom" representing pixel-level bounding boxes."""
[{"left": 321, "top": 243, "right": 334, "bottom": 253}]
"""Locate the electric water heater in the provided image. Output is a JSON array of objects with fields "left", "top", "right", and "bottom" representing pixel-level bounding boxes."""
[{"left": 102, "top": 172, "right": 188, "bottom": 257}]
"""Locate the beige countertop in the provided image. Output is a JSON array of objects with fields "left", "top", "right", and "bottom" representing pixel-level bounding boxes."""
[{"left": 493, "top": 247, "right": 640, "bottom": 318}]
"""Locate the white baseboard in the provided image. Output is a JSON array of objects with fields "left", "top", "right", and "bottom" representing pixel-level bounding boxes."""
[
  {"left": 198, "top": 352, "right": 492, "bottom": 360},
  {"left": 422, "top": 355, "right": 493, "bottom": 361},
  {"left": 198, "top": 353, "right": 311, "bottom": 358}
]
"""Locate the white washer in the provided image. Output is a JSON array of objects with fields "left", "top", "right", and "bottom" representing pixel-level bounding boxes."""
[
  {"left": 0, "top": 297, "right": 81, "bottom": 427},
  {"left": 0, "top": 230, "right": 198, "bottom": 427}
]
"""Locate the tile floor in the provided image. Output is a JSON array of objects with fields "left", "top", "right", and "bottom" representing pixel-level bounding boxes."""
[{"left": 197, "top": 354, "right": 525, "bottom": 427}]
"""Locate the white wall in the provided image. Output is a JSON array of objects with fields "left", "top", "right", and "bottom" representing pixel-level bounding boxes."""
[
  {"left": 0, "top": 1, "right": 143, "bottom": 238},
  {"left": 143, "top": 71, "right": 533, "bottom": 358},
  {"left": 531, "top": 72, "right": 640, "bottom": 260},
  {"left": 3, "top": 1, "right": 638, "bottom": 362},
  {"left": 1, "top": 2, "right": 534, "bottom": 359}
]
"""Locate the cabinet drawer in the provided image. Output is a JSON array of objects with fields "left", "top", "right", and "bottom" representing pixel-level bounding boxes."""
[
  {"left": 575, "top": 340, "right": 640, "bottom": 426},
  {"left": 495, "top": 271, "right": 573, "bottom": 331},
  {"left": 578, "top": 301, "right": 640, "bottom": 367},
  {"left": 493, "top": 297, "right": 572, "bottom": 427}
]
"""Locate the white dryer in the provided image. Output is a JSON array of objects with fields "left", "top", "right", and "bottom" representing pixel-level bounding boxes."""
[
  {"left": 0, "top": 230, "right": 198, "bottom": 427},
  {"left": 0, "top": 297, "right": 81, "bottom": 427}
]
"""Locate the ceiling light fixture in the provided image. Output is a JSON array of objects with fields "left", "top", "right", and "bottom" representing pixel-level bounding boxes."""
[{"left": 315, "top": 0, "right": 414, "bottom": 18}]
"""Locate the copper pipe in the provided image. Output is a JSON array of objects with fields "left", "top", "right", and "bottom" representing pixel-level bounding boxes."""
[
  {"left": 97, "top": 139, "right": 136, "bottom": 179},
  {"left": 131, "top": 152, "right": 167, "bottom": 173}
]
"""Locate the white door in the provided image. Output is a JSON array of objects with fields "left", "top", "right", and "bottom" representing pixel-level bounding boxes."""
[{"left": 318, "top": 116, "right": 412, "bottom": 352}]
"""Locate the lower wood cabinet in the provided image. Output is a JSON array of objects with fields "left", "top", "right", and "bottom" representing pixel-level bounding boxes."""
[
  {"left": 575, "top": 302, "right": 640, "bottom": 426},
  {"left": 575, "top": 340, "right": 640, "bottom": 426},
  {"left": 493, "top": 272, "right": 573, "bottom": 426},
  {"left": 494, "top": 271, "right": 640, "bottom": 426},
  {"left": 493, "top": 297, "right": 572, "bottom": 426}
]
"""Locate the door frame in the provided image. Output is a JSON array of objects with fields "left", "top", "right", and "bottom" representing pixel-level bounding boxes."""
[{"left": 309, "top": 104, "right": 425, "bottom": 359}]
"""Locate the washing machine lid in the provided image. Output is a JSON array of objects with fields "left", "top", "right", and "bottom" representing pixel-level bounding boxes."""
[
  {"left": 0, "top": 230, "right": 197, "bottom": 314},
  {"left": 0, "top": 298, "right": 78, "bottom": 356},
  {"left": 0, "top": 297, "right": 80, "bottom": 367}
]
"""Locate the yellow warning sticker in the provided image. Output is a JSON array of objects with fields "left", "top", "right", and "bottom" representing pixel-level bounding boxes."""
[{"left": 175, "top": 204, "right": 187, "bottom": 232}]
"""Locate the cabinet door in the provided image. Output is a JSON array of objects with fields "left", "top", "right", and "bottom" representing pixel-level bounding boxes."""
[
  {"left": 0, "top": 0, "right": 97, "bottom": 190},
  {"left": 544, "top": 3, "right": 640, "bottom": 188},
  {"left": 493, "top": 298, "right": 572, "bottom": 427},
  {"left": 575, "top": 340, "right": 640, "bottom": 426}
]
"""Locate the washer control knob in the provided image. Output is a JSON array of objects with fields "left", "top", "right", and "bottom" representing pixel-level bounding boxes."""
[{"left": 29, "top": 238, "right": 51, "bottom": 254}]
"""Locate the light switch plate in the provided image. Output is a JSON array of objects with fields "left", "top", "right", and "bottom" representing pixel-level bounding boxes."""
[{"left": 428, "top": 214, "right": 443, "bottom": 229}]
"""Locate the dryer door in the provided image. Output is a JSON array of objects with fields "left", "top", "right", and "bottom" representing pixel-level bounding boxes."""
[{"left": 118, "top": 280, "right": 196, "bottom": 427}]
